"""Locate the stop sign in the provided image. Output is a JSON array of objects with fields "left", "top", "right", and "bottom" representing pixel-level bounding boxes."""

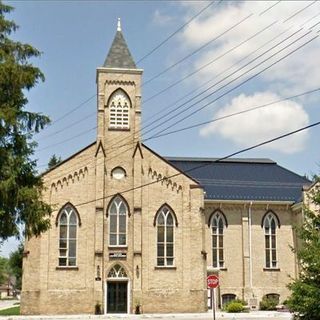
[{"left": 207, "top": 275, "right": 219, "bottom": 289}]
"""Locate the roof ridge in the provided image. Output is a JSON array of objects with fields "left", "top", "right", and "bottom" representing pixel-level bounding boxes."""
[{"left": 165, "top": 156, "right": 276, "bottom": 164}]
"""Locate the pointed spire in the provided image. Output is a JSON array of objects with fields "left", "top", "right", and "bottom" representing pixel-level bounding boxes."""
[{"left": 103, "top": 19, "right": 137, "bottom": 69}]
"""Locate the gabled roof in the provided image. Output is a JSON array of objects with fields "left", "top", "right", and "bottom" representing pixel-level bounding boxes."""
[
  {"left": 103, "top": 28, "right": 136, "bottom": 69},
  {"left": 166, "top": 157, "right": 311, "bottom": 203}
]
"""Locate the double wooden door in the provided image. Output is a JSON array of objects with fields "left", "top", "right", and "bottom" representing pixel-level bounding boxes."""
[{"left": 107, "top": 281, "right": 127, "bottom": 313}]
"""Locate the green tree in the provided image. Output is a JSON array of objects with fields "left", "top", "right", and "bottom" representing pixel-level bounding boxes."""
[
  {"left": 287, "top": 185, "right": 320, "bottom": 319},
  {"left": 8, "top": 243, "right": 23, "bottom": 290},
  {"left": 0, "top": 2, "right": 51, "bottom": 240},
  {"left": 47, "top": 154, "right": 61, "bottom": 169},
  {"left": 0, "top": 256, "right": 9, "bottom": 285}
]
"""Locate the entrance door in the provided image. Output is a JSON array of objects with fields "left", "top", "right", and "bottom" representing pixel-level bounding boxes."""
[{"left": 107, "top": 281, "right": 127, "bottom": 313}]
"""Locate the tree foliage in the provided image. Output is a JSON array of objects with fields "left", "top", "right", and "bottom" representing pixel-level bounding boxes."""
[
  {"left": 0, "top": 256, "right": 9, "bottom": 284},
  {"left": 8, "top": 243, "right": 23, "bottom": 290},
  {"left": 0, "top": 2, "right": 51, "bottom": 240},
  {"left": 47, "top": 154, "right": 61, "bottom": 169},
  {"left": 287, "top": 184, "right": 320, "bottom": 320}
]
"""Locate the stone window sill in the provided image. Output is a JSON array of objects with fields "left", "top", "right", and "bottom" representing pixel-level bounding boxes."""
[
  {"left": 56, "top": 266, "right": 79, "bottom": 270},
  {"left": 218, "top": 267, "right": 228, "bottom": 271},
  {"left": 263, "top": 268, "right": 280, "bottom": 272},
  {"left": 108, "top": 128, "right": 130, "bottom": 132},
  {"left": 108, "top": 246, "right": 127, "bottom": 250},
  {"left": 154, "top": 266, "right": 177, "bottom": 270}
]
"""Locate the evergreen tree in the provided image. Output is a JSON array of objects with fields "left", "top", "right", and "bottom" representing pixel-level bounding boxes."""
[
  {"left": 287, "top": 184, "right": 320, "bottom": 319},
  {"left": 47, "top": 154, "right": 61, "bottom": 169},
  {"left": 0, "top": 2, "right": 51, "bottom": 240}
]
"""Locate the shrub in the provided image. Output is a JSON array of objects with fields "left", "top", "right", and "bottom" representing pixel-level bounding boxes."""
[
  {"left": 226, "top": 301, "right": 244, "bottom": 313},
  {"left": 259, "top": 296, "right": 278, "bottom": 311}
]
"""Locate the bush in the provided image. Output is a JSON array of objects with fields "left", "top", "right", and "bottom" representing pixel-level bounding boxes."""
[
  {"left": 259, "top": 296, "right": 278, "bottom": 311},
  {"left": 226, "top": 301, "right": 244, "bottom": 313}
]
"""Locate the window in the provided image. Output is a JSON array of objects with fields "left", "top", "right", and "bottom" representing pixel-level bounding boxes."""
[
  {"left": 108, "top": 89, "right": 130, "bottom": 129},
  {"left": 156, "top": 205, "right": 175, "bottom": 266},
  {"left": 58, "top": 205, "right": 78, "bottom": 266},
  {"left": 210, "top": 211, "right": 226, "bottom": 268},
  {"left": 263, "top": 211, "right": 279, "bottom": 268},
  {"left": 108, "top": 195, "right": 128, "bottom": 246},
  {"left": 108, "top": 264, "right": 127, "bottom": 278},
  {"left": 111, "top": 167, "right": 126, "bottom": 180},
  {"left": 222, "top": 294, "right": 236, "bottom": 307},
  {"left": 265, "top": 293, "right": 280, "bottom": 304}
]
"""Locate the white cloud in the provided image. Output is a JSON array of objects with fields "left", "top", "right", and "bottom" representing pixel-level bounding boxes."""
[
  {"left": 169, "top": 1, "right": 320, "bottom": 154},
  {"left": 178, "top": 1, "right": 320, "bottom": 90},
  {"left": 200, "top": 92, "right": 309, "bottom": 154},
  {"left": 153, "top": 9, "right": 175, "bottom": 26}
]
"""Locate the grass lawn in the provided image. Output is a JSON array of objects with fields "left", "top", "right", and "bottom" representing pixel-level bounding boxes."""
[{"left": 0, "top": 306, "right": 20, "bottom": 316}]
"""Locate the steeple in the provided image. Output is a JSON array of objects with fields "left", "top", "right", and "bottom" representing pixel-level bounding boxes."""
[{"left": 103, "top": 18, "right": 137, "bottom": 69}]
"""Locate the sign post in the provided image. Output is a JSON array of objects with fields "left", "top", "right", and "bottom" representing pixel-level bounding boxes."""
[{"left": 207, "top": 275, "right": 219, "bottom": 320}]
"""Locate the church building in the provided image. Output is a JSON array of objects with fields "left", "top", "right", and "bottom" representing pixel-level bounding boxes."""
[{"left": 21, "top": 21, "right": 311, "bottom": 315}]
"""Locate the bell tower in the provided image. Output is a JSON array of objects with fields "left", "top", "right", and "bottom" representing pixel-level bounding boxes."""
[{"left": 96, "top": 18, "right": 143, "bottom": 151}]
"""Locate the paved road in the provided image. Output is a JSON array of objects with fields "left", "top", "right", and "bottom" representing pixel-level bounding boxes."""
[{"left": 0, "top": 311, "right": 292, "bottom": 320}]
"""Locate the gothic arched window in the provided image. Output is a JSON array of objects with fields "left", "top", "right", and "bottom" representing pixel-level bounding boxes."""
[
  {"left": 108, "top": 89, "right": 130, "bottom": 129},
  {"left": 210, "top": 210, "right": 227, "bottom": 268},
  {"left": 58, "top": 204, "right": 79, "bottom": 266},
  {"left": 108, "top": 264, "right": 127, "bottom": 278},
  {"left": 108, "top": 195, "right": 128, "bottom": 246},
  {"left": 262, "top": 211, "right": 280, "bottom": 268},
  {"left": 155, "top": 205, "right": 177, "bottom": 267}
]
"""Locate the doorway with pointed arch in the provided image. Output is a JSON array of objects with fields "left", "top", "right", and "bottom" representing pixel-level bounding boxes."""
[{"left": 105, "top": 264, "right": 130, "bottom": 314}]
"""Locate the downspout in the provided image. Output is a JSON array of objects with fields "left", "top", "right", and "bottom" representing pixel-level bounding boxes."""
[{"left": 248, "top": 201, "right": 253, "bottom": 290}]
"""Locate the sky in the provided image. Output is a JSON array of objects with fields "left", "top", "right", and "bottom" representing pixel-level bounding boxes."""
[{"left": 1, "top": 0, "right": 320, "bottom": 257}]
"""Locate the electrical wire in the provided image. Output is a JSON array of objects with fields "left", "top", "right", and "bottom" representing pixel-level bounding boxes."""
[{"left": 71, "top": 120, "right": 320, "bottom": 208}]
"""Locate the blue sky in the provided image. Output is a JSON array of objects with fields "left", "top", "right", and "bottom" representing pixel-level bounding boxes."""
[{"left": 1, "top": 0, "right": 320, "bottom": 257}]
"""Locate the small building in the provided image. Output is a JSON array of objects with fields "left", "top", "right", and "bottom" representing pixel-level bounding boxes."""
[{"left": 21, "top": 21, "right": 311, "bottom": 315}]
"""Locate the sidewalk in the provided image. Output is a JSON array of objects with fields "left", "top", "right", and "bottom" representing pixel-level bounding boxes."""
[
  {"left": 0, "top": 299, "right": 19, "bottom": 311},
  {"left": 0, "top": 311, "right": 292, "bottom": 320}
]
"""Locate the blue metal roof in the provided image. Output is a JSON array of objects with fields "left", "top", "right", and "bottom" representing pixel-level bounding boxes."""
[{"left": 166, "top": 157, "right": 310, "bottom": 203}]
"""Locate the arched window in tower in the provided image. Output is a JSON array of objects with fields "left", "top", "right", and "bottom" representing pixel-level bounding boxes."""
[
  {"left": 58, "top": 204, "right": 79, "bottom": 266},
  {"left": 262, "top": 211, "right": 280, "bottom": 268},
  {"left": 210, "top": 210, "right": 227, "bottom": 268},
  {"left": 108, "top": 195, "right": 128, "bottom": 246},
  {"left": 155, "top": 205, "right": 176, "bottom": 267},
  {"left": 108, "top": 89, "right": 130, "bottom": 129}
]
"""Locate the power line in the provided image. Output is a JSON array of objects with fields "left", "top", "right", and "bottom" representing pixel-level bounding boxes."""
[
  {"left": 147, "top": 30, "right": 317, "bottom": 140},
  {"left": 36, "top": 24, "right": 319, "bottom": 159},
  {"left": 35, "top": 8, "right": 319, "bottom": 159},
  {"left": 36, "top": 85, "right": 320, "bottom": 171},
  {"left": 146, "top": 87, "right": 320, "bottom": 140},
  {"left": 136, "top": 0, "right": 217, "bottom": 63},
  {"left": 72, "top": 120, "right": 320, "bottom": 208},
  {"left": 283, "top": 0, "right": 317, "bottom": 23},
  {"left": 100, "top": 28, "right": 319, "bottom": 162},
  {"left": 142, "top": 13, "right": 253, "bottom": 86},
  {"left": 259, "top": 0, "right": 282, "bottom": 16},
  {"left": 36, "top": 0, "right": 216, "bottom": 135}
]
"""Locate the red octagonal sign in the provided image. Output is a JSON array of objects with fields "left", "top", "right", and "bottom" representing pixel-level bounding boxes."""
[{"left": 207, "top": 275, "right": 219, "bottom": 289}]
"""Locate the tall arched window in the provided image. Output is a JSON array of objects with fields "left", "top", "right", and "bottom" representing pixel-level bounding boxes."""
[
  {"left": 58, "top": 205, "right": 78, "bottom": 266},
  {"left": 108, "top": 89, "right": 130, "bottom": 129},
  {"left": 108, "top": 196, "right": 128, "bottom": 246},
  {"left": 156, "top": 205, "right": 176, "bottom": 267},
  {"left": 263, "top": 211, "right": 280, "bottom": 268},
  {"left": 210, "top": 210, "right": 226, "bottom": 268}
]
